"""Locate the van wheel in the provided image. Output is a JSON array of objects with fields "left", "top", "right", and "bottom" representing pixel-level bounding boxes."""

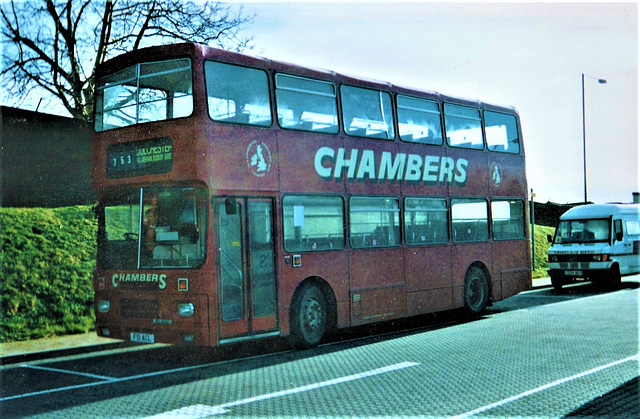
[
  {"left": 550, "top": 273, "right": 564, "bottom": 292},
  {"left": 464, "top": 267, "right": 490, "bottom": 315},
  {"left": 291, "top": 283, "right": 327, "bottom": 348},
  {"left": 607, "top": 265, "right": 622, "bottom": 289}
]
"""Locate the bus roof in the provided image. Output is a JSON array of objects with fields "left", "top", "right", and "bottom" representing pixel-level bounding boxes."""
[
  {"left": 97, "top": 42, "right": 519, "bottom": 115},
  {"left": 560, "top": 203, "right": 640, "bottom": 220}
]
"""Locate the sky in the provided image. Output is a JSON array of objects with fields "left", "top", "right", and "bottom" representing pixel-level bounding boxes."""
[
  {"left": 236, "top": 1, "right": 638, "bottom": 204},
  {"left": 2, "top": 2, "right": 637, "bottom": 204}
]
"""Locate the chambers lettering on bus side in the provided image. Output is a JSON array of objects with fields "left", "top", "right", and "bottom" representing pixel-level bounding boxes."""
[{"left": 314, "top": 147, "right": 468, "bottom": 186}]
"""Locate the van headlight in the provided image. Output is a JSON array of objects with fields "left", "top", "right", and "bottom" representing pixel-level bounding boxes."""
[
  {"left": 97, "top": 299, "right": 111, "bottom": 313},
  {"left": 178, "top": 303, "right": 195, "bottom": 317}
]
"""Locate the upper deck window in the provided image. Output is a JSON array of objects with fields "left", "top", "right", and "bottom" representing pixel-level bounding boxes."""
[
  {"left": 444, "top": 104, "right": 483, "bottom": 150},
  {"left": 341, "top": 85, "right": 394, "bottom": 140},
  {"left": 484, "top": 110, "right": 520, "bottom": 154},
  {"left": 275, "top": 74, "right": 339, "bottom": 134},
  {"left": 397, "top": 95, "right": 443, "bottom": 145},
  {"left": 95, "top": 58, "right": 193, "bottom": 132},
  {"left": 205, "top": 61, "right": 272, "bottom": 126}
]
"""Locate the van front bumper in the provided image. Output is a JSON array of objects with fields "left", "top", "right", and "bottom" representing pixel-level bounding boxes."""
[{"left": 548, "top": 260, "right": 613, "bottom": 279}]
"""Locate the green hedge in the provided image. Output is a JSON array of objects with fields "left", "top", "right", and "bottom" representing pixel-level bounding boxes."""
[{"left": 0, "top": 206, "right": 97, "bottom": 342}]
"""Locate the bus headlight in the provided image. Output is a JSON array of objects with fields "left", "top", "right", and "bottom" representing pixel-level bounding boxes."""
[
  {"left": 97, "top": 299, "right": 111, "bottom": 313},
  {"left": 592, "top": 254, "right": 609, "bottom": 262},
  {"left": 178, "top": 303, "right": 195, "bottom": 317}
]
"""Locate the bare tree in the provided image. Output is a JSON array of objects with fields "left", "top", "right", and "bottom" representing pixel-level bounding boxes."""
[{"left": 1, "top": 0, "right": 254, "bottom": 120}]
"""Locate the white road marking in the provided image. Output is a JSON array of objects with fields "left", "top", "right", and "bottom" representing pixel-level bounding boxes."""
[
  {"left": 450, "top": 354, "right": 640, "bottom": 419},
  {"left": 145, "top": 361, "right": 421, "bottom": 418},
  {"left": 23, "top": 364, "right": 117, "bottom": 381},
  {"left": 0, "top": 349, "right": 295, "bottom": 402}
]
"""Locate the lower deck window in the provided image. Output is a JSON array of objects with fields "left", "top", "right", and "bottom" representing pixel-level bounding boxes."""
[
  {"left": 283, "top": 195, "right": 345, "bottom": 252},
  {"left": 452, "top": 198, "right": 489, "bottom": 242},
  {"left": 405, "top": 198, "right": 449, "bottom": 245},
  {"left": 350, "top": 197, "right": 400, "bottom": 248},
  {"left": 492, "top": 200, "right": 525, "bottom": 240}
]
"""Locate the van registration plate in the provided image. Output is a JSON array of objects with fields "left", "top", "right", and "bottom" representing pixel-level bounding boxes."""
[
  {"left": 130, "top": 332, "right": 155, "bottom": 343},
  {"left": 565, "top": 270, "right": 583, "bottom": 276}
]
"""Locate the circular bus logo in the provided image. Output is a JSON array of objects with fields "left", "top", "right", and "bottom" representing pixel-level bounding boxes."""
[
  {"left": 246, "top": 140, "right": 272, "bottom": 177},
  {"left": 490, "top": 162, "right": 502, "bottom": 187}
]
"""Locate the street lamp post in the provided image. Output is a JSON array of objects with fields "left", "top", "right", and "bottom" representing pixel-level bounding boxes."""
[{"left": 582, "top": 73, "right": 607, "bottom": 203}]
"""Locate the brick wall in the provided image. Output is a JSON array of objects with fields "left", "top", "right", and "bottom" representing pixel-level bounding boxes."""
[{"left": 1, "top": 106, "right": 95, "bottom": 207}]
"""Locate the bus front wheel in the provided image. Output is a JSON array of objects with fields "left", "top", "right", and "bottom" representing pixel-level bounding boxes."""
[
  {"left": 464, "top": 267, "right": 490, "bottom": 315},
  {"left": 290, "top": 283, "right": 327, "bottom": 348}
]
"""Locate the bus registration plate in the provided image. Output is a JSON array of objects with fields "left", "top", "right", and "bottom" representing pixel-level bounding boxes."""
[
  {"left": 565, "top": 270, "right": 583, "bottom": 277},
  {"left": 130, "top": 332, "right": 155, "bottom": 343}
]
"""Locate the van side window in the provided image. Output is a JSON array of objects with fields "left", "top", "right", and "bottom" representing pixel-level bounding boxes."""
[{"left": 626, "top": 220, "right": 640, "bottom": 235}]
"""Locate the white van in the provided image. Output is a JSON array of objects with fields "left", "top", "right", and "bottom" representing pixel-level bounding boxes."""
[{"left": 547, "top": 203, "right": 640, "bottom": 290}]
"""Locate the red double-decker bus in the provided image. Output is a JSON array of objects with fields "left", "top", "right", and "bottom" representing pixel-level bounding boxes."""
[{"left": 92, "top": 43, "right": 531, "bottom": 348}]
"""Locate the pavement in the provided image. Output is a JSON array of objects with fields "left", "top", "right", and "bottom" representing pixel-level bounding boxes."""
[{"left": 0, "top": 276, "right": 552, "bottom": 364}]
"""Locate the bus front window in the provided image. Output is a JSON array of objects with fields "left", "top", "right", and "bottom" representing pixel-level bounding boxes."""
[
  {"left": 95, "top": 58, "right": 193, "bottom": 131},
  {"left": 98, "top": 187, "right": 207, "bottom": 269}
]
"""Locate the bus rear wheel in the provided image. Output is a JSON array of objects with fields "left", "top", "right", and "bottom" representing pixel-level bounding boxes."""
[
  {"left": 464, "top": 267, "right": 490, "bottom": 315},
  {"left": 290, "top": 283, "right": 327, "bottom": 348}
]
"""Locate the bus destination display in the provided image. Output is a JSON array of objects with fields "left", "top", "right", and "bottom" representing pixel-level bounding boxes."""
[{"left": 107, "top": 137, "right": 172, "bottom": 178}]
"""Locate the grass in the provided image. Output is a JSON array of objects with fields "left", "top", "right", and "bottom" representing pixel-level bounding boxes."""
[{"left": 532, "top": 224, "right": 555, "bottom": 278}]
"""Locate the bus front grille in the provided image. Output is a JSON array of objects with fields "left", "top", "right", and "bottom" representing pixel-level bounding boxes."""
[{"left": 121, "top": 298, "right": 159, "bottom": 318}]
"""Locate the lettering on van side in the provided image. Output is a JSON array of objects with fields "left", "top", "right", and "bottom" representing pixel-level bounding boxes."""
[
  {"left": 314, "top": 147, "right": 468, "bottom": 186},
  {"left": 112, "top": 273, "right": 167, "bottom": 289}
]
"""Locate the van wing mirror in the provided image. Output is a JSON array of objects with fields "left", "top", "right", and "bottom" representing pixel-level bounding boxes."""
[
  {"left": 614, "top": 219, "right": 623, "bottom": 242},
  {"left": 547, "top": 234, "right": 553, "bottom": 244}
]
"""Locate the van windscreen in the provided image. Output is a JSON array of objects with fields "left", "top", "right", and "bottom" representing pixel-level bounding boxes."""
[{"left": 554, "top": 219, "right": 610, "bottom": 244}]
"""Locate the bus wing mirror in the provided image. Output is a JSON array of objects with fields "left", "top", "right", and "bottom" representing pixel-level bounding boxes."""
[
  {"left": 616, "top": 231, "right": 623, "bottom": 242},
  {"left": 224, "top": 197, "right": 237, "bottom": 215},
  {"left": 547, "top": 234, "right": 553, "bottom": 243}
]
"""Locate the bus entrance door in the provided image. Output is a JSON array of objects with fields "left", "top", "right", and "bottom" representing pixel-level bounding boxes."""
[{"left": 216, "top": 198, "right": 278, "bottom": 341}]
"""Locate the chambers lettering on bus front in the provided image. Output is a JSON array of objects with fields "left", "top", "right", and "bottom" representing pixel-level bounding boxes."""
[{"left": 314, "top": 147, "right": 468, "bottom": 186}]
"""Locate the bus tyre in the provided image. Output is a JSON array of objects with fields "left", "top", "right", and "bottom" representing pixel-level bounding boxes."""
[
  {"left": 291, "top": 283, "right": 327, "bottom": 349},
  {"left": 464, "top": 267, "right": 490, "bottom": 315}
]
